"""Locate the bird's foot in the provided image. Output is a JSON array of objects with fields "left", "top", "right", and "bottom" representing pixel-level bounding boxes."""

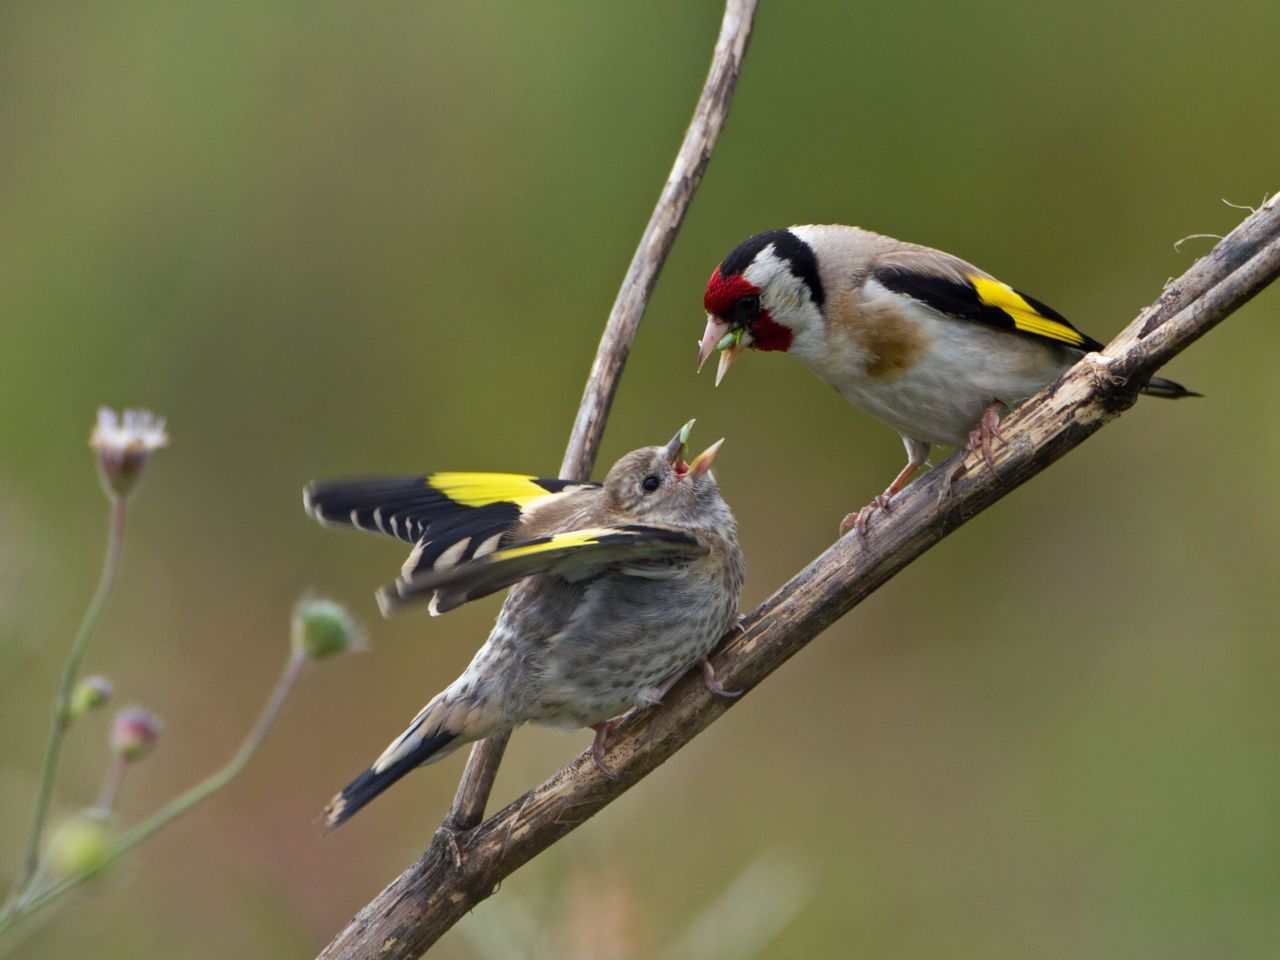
[
  {"left": 589, "top": 719, "right": 623, "bottom": 779},
  {"left": 701, "top": 657, "right": 742, "bottom": 698},
  {"left": 968, "top": 402, "right": 1004, "bottom": 476},
  {"left": 838, "top": 493, "right": 892, "bottom": 538}
]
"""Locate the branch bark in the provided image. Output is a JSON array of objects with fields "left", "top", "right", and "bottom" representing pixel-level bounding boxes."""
[
  {"left": 443, "top": 0, "right": 760, "bottom": 835},
  {"left": 321, "top": 192, "right": 1280, "bottom": 958}
]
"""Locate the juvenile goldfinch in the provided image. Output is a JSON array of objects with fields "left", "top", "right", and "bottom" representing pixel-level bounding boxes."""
[
  {"left": 697, "top": 226, "right": 1197, "bottom": 534},
  {"left": 303, "top": 423, "right": 743, "bottom": 829}
]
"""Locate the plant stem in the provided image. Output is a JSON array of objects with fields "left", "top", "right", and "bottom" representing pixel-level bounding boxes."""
[
  {"left": 0, "top": 650, "right": 308, "bottom": 937},
  {"left": 95, "top": 756, "right": 129, "bottom": 814},
  {"left": 5, "top": 495, "right": 128, "bottom": 913}
]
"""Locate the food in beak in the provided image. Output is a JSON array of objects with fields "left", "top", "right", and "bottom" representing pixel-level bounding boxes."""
[
  {"left": 665, "top": 419, "right": 696, "bottom": 470},
  {"left": 697, "top": 316, "right": 745, "bottom": 386}
]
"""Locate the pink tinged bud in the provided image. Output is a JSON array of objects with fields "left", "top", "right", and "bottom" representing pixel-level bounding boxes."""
[
  {"left": 69, "top": 675, "right": 114, "bottom": 719},
  {"left": 89, "top": 407, "right": 169, "bottom": 498},
  {"left": 291, "top": 597, "right": 364, "bottom": 662},
  {"left": 48, "top": 812, "right": 115, "bottom": 877},
  {"left": 110, "top": 706, "right": 162, "bottom": 761}
]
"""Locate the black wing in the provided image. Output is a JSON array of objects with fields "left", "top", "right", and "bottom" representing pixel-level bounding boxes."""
[
  {"left": 875, "top": 256, "right": 1104, "bottom": 351},
  {"left": 303, "top": 472, "right": 600, "bottom": 581}
]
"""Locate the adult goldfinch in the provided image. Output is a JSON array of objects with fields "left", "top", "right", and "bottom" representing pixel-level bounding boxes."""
[
  {"left": 304, "top": 423, "right": 743, "bottom": 829},
  {"left": 697, "top": 226, "right": 1197, "bottom": 534}
]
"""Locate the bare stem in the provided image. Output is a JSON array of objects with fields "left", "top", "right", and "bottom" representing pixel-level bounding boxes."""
[
  {"left": 4, "top": 495, "right": 128, "bottom": 914},
  {"left": 317, "top": 193, "right": 1280, "bottom": 959},
  {"left": 444, "top": 0, "right": 760, "bottom": 835},
  {"left": 0, "top": 650, "right": 310, "bottom": 936},
  {"left": 94, "top": 756, "right": 129, "bottom": 814}
]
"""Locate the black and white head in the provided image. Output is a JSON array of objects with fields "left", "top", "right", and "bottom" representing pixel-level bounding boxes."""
[{"left": 698, "top": 227, "right": 827, "bottom": 384}]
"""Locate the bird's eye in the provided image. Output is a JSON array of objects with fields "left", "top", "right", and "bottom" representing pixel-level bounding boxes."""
[
  {"left": 642, "top": 474, "right": 661, "bottom": 493},
  {"left": 736, "top": 295, "right": 760, "bottom": 318}
]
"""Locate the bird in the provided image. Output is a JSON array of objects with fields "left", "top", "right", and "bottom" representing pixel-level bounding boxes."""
[
  {"left": 697, "top": 225, "right": 1198, "bottom": 534},
  {"left": 303, "top": 422, "right": 744, "bottom": 829}
]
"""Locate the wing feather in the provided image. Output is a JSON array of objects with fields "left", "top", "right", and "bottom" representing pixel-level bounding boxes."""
[
  {"left": 303, "top": 472, "right": 600, "bottom": 581},
  {"left": 874, "top": 252, "right": 1103, "bottom": 351},
  {"left": 378, "top": 524, "right": 709, "bottom": 616}
]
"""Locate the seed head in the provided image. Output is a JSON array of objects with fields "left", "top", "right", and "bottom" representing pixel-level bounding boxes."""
[{"left": 89, "top": 407, "right": 168, "bottom": 498}]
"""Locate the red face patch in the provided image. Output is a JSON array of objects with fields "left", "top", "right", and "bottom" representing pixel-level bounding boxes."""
[
  {"left": 748, "top": 314, "right": 792, "bottom": 352},
  {"left": 703, "top": 268, "right": 758, "bottom": 317},
  {"left": 703, "top": 268, "right": 793, "bottom": 353}
]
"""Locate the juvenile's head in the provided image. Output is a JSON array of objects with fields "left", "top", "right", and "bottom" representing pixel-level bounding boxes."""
[
  {"left": 604, "top": 422, "right": 728, "bottom": 528},
  {"left": 699, "top": 228, "right": 826, "bottom": 384}
]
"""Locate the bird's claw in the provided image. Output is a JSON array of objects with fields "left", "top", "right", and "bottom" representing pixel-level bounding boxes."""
[
  {"left": 968, "top": 402, "right": 1004, "bottom": 476},
  {"left": 590, "top": 719, "right": 621, "bottom": 779},
  {"left": 838, "top": 501, "right": 880, "bottom": 538},
  {"left": 701, "top": 657, "right": 741, "bottom": 698}
]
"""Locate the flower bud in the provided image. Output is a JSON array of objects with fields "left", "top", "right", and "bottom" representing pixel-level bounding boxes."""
[
  {"left": 69, "top": 675, "right": 114, "bottom": 719},
  {"left": 110, "top": 706, "right": 162, "bottom": 761},
  {"left": 291, "top": 597, "right": 364, "bottom": 662},
  {"left": 47, "top": 812, "right": 115, "bottom": 877},
  {"left": 89, "top": 407, "right": 169, "bottom": 499}
]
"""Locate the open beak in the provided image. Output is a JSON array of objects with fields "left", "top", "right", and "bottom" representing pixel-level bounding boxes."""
[
  {"left": 696, "top": 315, "right": 746, "bottom": 387},
  {"left": 697, "top": 316, "right": 729, "bottom": 373},
  {"left": 687, "top": 438, "right": 725, "bottom": 479},
  {"left": 665, "top": 419, "right": 696, "bottom": 469}
]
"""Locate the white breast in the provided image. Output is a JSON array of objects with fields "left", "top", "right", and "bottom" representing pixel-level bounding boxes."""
[{"left": 792, "top": 280, "right": 1074, "bottom": 448}]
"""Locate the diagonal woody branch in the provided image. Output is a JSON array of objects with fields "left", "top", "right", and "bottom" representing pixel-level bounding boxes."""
[
  {"left": 443, "top": 0, "right": 761, "bottom": 835},
  {"left": 321, "top": 192, "right": 1279, "bottom": 959}
]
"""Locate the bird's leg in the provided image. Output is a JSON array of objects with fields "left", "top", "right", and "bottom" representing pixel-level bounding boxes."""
[
  {"left": 968, "top": 401, "right": 1004, "bottom": 475},
  {"left": 700, "top": 657, "right": 742, "bottom": 698},
  {"left": 939, "top": 401, "right": 1006, "bottom": 502},
  {"left": 589, "top": 718, "right": 624, "bottom": 779},
  {"left": 839, "top": 438, "right": 930, "bottom": 537}
]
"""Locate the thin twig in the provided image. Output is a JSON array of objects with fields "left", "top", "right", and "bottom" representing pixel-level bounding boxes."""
[
  {"left": 5, "top": 495, "right": 128, "bottom": 914},
  {"left": 443, "top": 0, "right": 760, "bottom": 836},
  {"left": 318, "top": 192, "right": 1280, "bottom": 959}
]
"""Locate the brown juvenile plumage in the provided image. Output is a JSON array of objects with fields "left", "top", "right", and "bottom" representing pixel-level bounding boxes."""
[{"left": 304, "top": 423, "right": 744, "bottom": 830}]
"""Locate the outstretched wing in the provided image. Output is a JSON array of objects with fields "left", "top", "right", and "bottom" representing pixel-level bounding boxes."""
[
  {"left": 303, "top": 472, "right": 600, "bottom": 583},
  {"left": 874, "top": 250, "right": 1103, "bottom": 351},
  {"left": 379, "top": 524, "right": 709, "bottom": 616}
]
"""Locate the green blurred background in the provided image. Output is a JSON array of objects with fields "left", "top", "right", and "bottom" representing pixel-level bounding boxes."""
[{"left": 2, "top": 1, "right": 1278, "bottom": 956}]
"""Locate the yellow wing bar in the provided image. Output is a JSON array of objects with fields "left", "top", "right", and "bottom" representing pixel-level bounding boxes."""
[
  {"left": 968, "top": 275, "right": 1087, "bottom": 347},
  {"left": 426, "top": 472, "right": 555, "bottom": 507}
]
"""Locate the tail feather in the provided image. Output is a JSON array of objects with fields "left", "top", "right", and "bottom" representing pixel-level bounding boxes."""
[
  {"left": 322, "top": 728, "right": 458, "bottom": 832},
  {"left": 1142, "top": 375, "right": 1201, "bottom": 399}
]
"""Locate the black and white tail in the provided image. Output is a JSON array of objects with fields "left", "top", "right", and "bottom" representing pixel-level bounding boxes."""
[{"left": 322, "top": 694, "right": 470, "bottom": 831}]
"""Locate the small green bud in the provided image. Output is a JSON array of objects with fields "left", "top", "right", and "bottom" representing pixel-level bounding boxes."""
[
  {"left": 69, "top": 675, "right": 114, "bottom": 719},
  {"left": 110, "top": 706, "right": 162, "bottom": 761},
  {"left": 48, "top": 812, "right": 115, "bottom": 877},
  {"left": 291, "top": 597, "right": 364, "bottom": 662}
]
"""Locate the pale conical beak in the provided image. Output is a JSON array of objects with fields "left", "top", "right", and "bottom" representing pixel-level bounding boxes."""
[
  {"left": 688, "top": 437, "right": 725, "bottom": 478},
  {"left": 697, "top": 316, "right": 729, "bottom": 373},
  {"left": 715, "top": 343, "right": 743, "bottom": 387},
  {"left": 665, "top": 419, "right": 696, "bottom": 466}
]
